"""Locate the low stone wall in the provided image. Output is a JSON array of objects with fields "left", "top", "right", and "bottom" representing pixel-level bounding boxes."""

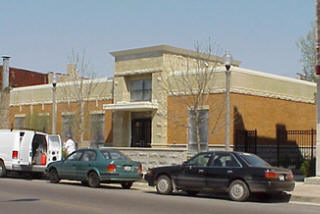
[{"left": 101, "top": 147, "right": 188, "bottom": 173}]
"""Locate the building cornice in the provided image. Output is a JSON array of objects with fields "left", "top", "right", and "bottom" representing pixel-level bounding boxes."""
[{"left": 110, "top": 45, "right": 241, "bottom": 66}]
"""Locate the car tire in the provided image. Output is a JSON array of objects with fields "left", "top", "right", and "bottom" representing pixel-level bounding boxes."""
[
  {"left": 48, "top": 168, "right": 60, "bottom": 183},
  {"left": 156, "top": 175, "right": 173, "bottom": 195},
  {"left": 88, "top": 171, "right": 100, "bottom": 188},
  {"left": 185, "top": 190, "right": 199, "bottom": 196},
  {"left": 121, "top": 182, "right": 133, "bottom": 189},
  {"left": 229, "top": 180, "right": 250, "bottom": 202},
  {"left": 0, "top": 161, "right": 6, "bottom": 178}
]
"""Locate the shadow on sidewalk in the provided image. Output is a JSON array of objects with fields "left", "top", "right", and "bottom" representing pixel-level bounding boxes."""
[{"left": 144, "top": 191, "right": 291, "bottom": 203}]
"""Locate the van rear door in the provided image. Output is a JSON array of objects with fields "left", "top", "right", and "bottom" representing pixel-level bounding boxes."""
[
  {"left": 47, "top": 135, "right": 62, "bottom": 163},
  {"left": 19, "top": 131, "right": 33, "bottom": 165}
]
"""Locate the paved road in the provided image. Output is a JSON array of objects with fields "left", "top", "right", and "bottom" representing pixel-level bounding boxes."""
[{"left": 0, "top": 178, "right": 319, "bottom": 214}]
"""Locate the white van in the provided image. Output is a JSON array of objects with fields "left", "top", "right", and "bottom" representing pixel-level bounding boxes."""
[{"left": 0, "top": 129, "right": 62, "bottom": 177}]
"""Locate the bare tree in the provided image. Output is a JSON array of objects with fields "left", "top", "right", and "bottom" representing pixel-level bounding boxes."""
[
  {"left": 159, "top": 41, "right": 228, "bottom": 153},
  {"left": 60, "top": 50, "right": 106, "bottom": 147},
  {"left": 297, "top": 23, "right": 316, "bottom": 82}
]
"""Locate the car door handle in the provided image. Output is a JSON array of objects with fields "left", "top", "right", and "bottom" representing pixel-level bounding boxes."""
[
  {"left": 72, "top": 164, "right": 76, "bottom": 167},
  {"left": 198, "top": 169, "right": 205, "bottom": 174},
  {"left": 88, "top": 164, "right": 91, "bottom": 167},
  {"left": 227, "top": 170, "right": 233, "bottom": 174}
]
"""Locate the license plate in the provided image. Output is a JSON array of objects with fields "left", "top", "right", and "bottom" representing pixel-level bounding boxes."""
[
  {"left": 279, "top": 175, "right": 285, "bottom": 181},
  {"left": 124, "top": 166, "right": 132, "bottom": 171}
]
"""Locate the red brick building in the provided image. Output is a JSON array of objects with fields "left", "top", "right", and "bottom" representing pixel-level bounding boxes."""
[{"left": 0, "top": 66, "right": 48, "bottom": 88}]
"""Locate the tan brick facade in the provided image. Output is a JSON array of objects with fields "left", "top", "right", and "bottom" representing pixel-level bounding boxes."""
[
  {"left": 167, "top": 93, "right": 315, "bottom": 147},
  {"left": 7, "top": 45, "right": 317, "bottom": 150}
]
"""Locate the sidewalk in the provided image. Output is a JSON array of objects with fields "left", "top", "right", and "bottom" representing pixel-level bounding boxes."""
[
  {"left": 132, "top": 181, "right": 320, "bottom": 204},
  {"left": 290, "top": 182, "right": 320, "bottom": 204}
]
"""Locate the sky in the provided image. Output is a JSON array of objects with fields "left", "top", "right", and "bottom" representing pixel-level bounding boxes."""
[{"left": 0, "top": 0, "right": 315, "bottom": 79}]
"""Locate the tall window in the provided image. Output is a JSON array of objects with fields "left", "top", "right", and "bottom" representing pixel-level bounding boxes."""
[
  {"left": 188, "top": 109, "right": 209, "bottom": 153},
  {"left": 130, "top": 78, "right": 152, "bottom": 101},
  {"left": 90, "top": 113, "right": 105, "bottom": 145},
  {"left": 37, "top": 114, "right": 49, "bottom": 132},
  {"left": 14, "top": 116, "right": 26, "bottom": 129},
  {"left": 62, "top": 114, "right": 74, "bottom": 139}
]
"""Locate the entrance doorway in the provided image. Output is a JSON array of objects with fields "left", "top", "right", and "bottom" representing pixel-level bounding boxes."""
[{"left": 131, "top": 118, "right": 151, "bottom": 147}]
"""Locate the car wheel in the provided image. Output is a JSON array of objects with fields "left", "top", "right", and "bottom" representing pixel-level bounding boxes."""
[
  {"left": 0, "top": 161, "right": 6, "bottom": 178},
  {"left": 229, "top": 180, "right": 250, "bottom": 202},
  {"left": 156, "top": 175, "right": 173, "bottom": 195},
  {"left": 121, "top": 182, "right": 133, "bottom": 189},
  {"left": 185, "top": 190, "right": 199, "bottom": 196},
  {"left": 48, "top": 168, "right": 60, "bottom": 183},
  {"left": 88, "top": 172, "right": 100, "bottom": 188}
]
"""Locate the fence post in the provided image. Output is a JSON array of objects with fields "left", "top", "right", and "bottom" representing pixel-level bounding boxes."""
[
  {"left": 244, "top": 130, "right": 248, "bottom": 152},
  {"left": 311, "top": 129, "right": 314, "bottom": 159},
  {"left": 254, "top": 129, "right": 257, "bottom": 154},
  {"left": 277, "top": 130, "right": 280, "bottom": 167}
]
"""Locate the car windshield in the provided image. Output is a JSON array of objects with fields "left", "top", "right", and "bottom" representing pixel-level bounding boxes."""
[
  {"left": 239, "top": 153, "right": 271, "bottom": 167},
  {"left": 100, "top": 150, "right": 130, "bottom": 160}
]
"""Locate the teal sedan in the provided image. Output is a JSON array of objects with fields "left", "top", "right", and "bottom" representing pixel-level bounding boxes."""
[{"left": 46, "top": 149, "right": 142, "bottom": 188}]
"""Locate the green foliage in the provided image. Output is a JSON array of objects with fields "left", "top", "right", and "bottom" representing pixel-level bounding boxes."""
[{"left": 300, "top": 158, "right": 316, "bottom": 177}]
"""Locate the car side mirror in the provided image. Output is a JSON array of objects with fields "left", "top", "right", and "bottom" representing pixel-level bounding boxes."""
[{"left": 182, "top": 161, "right": 188, "bottom": 167}]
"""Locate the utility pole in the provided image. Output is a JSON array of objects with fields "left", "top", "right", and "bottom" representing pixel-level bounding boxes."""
[{"left": 315, "top": 0, "right": 320, "bottom": 177}]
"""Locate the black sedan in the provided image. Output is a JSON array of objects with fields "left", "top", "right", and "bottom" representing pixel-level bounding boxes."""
[{"left": 145, "top": 151, "right": 295, "bottom": 201}]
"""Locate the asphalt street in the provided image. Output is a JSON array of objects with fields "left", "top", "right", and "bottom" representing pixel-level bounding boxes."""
[{"left": 0, "top": 178, "right": 319, "bottom": 214}]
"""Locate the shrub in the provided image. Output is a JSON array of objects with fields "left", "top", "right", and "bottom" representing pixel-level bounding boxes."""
[{"left": 300, "top": 158, "right": 316, "bottom": 177}]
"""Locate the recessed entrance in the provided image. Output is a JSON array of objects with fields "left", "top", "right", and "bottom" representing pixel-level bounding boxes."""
[{"left": 131, "top": 118, "right": 151, "bottom": 147}]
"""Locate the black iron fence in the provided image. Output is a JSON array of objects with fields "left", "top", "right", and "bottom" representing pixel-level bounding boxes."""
[
  {"left": 234, "top": 129, "right": 316, "bottom": 167},
  {"left": 234, "top": 129, "right": 257, "bottom": 154},
  {"left": 276, "top": 129, "right": 315, "bottom": 166}
]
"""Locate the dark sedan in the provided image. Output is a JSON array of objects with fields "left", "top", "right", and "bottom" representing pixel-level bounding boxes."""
[
  {"left": 145, "top": 151, "right": 295, "bottom": 201},
  {"left": 46, "top": 149, "right": 143, "bottom": 189}
]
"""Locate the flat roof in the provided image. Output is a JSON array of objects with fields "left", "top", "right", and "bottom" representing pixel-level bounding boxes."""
[{"left": 110, "top": 45, "right": 241, "bottom": 66}]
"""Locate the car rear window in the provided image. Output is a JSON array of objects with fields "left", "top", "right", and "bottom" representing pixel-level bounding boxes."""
[
  {"left": 101, "top": 150, "right": 129, "bottom": 160},
  {"left": 239, "top": 153, "right": 271, "bottom": 167}
]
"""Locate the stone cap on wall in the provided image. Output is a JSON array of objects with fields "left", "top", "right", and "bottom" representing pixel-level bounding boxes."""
[{"left": 110, "top": 45, "right": 242, "bottom": 66}]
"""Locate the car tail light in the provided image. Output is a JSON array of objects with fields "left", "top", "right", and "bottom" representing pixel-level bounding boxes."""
[
  {"left": 286, "top": 173, "right": 294, "bottom": 180},
  {"left": 106, "top": 164, "right": 116, "bottom": 173},
  {"left": 138, "top": 165, "right": 142, "bottom": 174},
  {"left": 265, "top": 172, "right": 279, "bottom": 179},
  {"left": 12, "top": 150, "right": 18, "bottom": 159},
  {"left": 147, "top": 169, "right": 152, "bottom": 175}
]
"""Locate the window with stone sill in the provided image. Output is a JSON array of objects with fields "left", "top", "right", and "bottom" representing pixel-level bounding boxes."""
[
  {"left": 14, "top": 116, "right": 26, "bottom": 129},
  {"left": 188, "top": 109, "right": 209, "bottom": 153},
  {"left": 130, "top": 78, "right": 152, "bottom": 101}
]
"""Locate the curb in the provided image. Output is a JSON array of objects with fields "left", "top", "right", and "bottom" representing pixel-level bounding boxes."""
[{"left": 290, "top": 195, "right": 320, "bottom": 204}]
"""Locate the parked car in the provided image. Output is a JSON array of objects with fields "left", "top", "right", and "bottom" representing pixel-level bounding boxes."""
[
  {"left": 145, "top": 151, "right": 295, "bottom": 201},
  {"left": 46, "top": 149, "right": 142, "bottom": 189},
  {"left": 0, "top": 129, "right": 62, "bottom": 178}
]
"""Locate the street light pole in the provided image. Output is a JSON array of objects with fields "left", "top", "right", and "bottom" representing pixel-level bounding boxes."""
[
  {"left": 52, "top": 73, "right": 57, "bottom": 134},
  {"left": 223, "top": 51, "right": 233, "bottom": 151},
  {"left": 315, "top": 0, "right": 320, "bottom": 177}
]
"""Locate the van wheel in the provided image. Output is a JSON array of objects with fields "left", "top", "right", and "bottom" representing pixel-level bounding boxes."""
[
  {"left": 48, "top": 168, "right": 60, "bottom": 183},
  {"left": 0, "top": 161, "right": 6, "bottom": 177},
  {"left": 229, "top": 180, "right": 250, "bottom": 202},
  {"left": 156, "top": 175, "right": 173, "bottom": 195},
  {"left": 88, "top": 172, "right": 100, "bottom": 188}
]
